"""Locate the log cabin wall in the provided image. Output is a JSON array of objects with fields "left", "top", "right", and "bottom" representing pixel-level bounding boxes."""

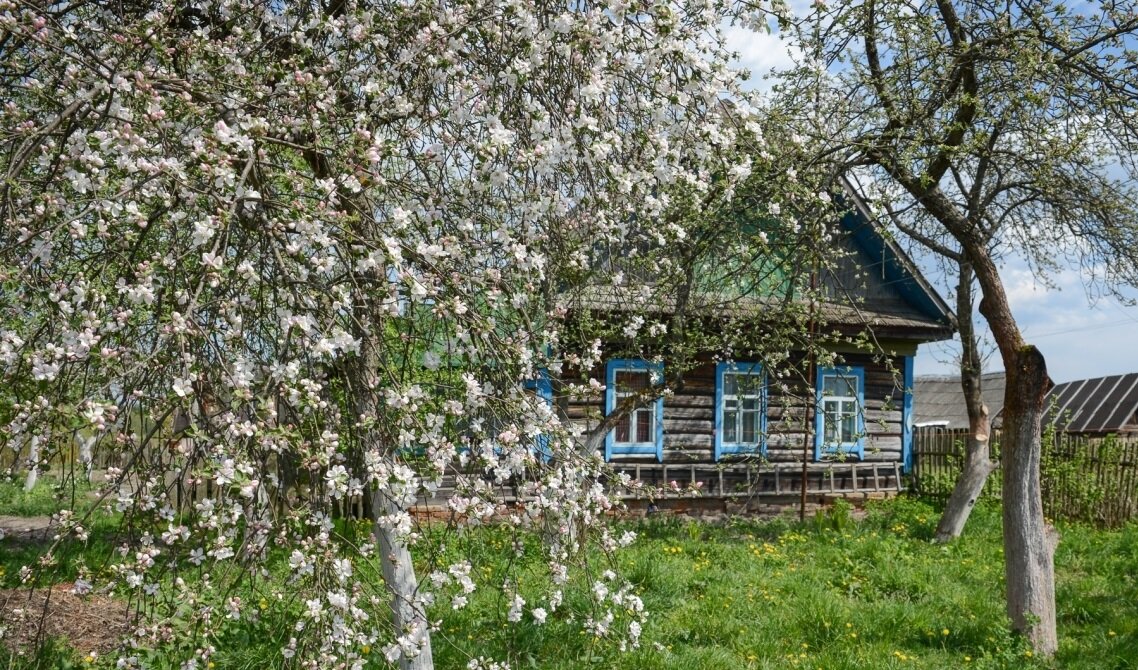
[{"left": 563, "top": 350, "right": 907, "bottom": 465}]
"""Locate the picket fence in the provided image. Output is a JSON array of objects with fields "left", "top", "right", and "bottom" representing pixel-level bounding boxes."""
[{"left": 912, "top": 427, "right": 1138, "bottom": 527}]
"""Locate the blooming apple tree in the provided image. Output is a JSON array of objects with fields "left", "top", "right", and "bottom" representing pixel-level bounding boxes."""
[{"left": 0, "top": 0, "right": 781, "bottom": 667}]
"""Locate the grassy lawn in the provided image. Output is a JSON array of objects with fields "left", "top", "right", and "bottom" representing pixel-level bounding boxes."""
[{"left": 2, "top": 487, "right": 1136, "bottom": 669}]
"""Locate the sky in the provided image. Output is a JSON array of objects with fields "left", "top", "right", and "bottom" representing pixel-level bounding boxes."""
[
  {"left": 722, "top": 17, "right": 1138, "bottom": 385},
  {"left": 913, "top": 265, "right": 1138, "bottom": 384}
]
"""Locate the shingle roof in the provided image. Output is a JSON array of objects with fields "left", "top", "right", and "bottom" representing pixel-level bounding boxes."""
[
  {"left": 913, "top": 372, "right": 1007, "bottom": 430},
  {"left": 569, "top": 285, "right": 953, "bottom": 336},
  {"left": 1044, "top": 373, "right": 1138, "bottom": 434}
]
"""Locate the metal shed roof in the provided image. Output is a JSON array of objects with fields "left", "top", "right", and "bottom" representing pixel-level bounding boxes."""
[
  {"left": 1044, "top": 372, "right": 1138, "bottom": 434},
  {"left": 913, "top": 372, "right": 1008, "bottom": 430}
]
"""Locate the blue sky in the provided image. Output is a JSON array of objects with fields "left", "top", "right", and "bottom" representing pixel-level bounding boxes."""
[
  {"left": 914, "top": 263, "right": 1138, "bottom": 384},
  {"left": 724, "top": 19, "right": 1138, "bottom": 385}
]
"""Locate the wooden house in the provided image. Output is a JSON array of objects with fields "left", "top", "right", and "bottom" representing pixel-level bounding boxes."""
[{"left": 556, "top": 189, "right": 955, "bottom": 505}]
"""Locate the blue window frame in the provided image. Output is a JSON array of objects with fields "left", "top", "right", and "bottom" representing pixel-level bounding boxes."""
[
  {"left": 604, "top": 359, "right": 664, "bottom": 461},
  {"left": 815, "top": 365, "right": 866, "bottom": 460},
  {"left": 524, "top": 371, "right": 553, "bottom": 460},
  {"left": 714, "top": 362, "right": 766, "bottom": 460}
]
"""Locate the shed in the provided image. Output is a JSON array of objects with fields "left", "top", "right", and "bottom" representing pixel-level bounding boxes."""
[
  {"left": 912, "top": 372, "right": 1007, "bottom": 430},
  {"left": 1044, "top": 373, "right": 1138, "bottom": 437}
]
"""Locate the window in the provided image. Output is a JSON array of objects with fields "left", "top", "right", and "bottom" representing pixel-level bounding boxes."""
[
  {"left": 815, "top": 366, "right": 865, "bottom": 459},
  {"left": 715, "top": 362, "right": 766, "bottom": 460},
  {"left": 524, "top": 371, "right": 553, "bottom": 460},
  {"left": 604, "top": 359, "right": 664, "bottom": 461}
]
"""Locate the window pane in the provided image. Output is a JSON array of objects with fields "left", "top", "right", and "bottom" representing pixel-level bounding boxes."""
[
  {"left": 616, "top": 415, "right": 631, "bottom": 443},
  {"left": 636, "top": 407, "right": 652, "bottom": 443},
  {"left": 824, "top": 374, "right": 857, "bottom": 397},
  {"left": 742, "top": 410, "right": 758, "bottom": 444},
  {"left": 740, "top": 374, "right": 762, "bottom": 394},
  {"left": 616, "top": 370, "right": 649, "bottom": 393},
  {"left": 742, "top": 397, "right": 760, "bottom": 411},
  {"left": 824, "top": 415, "right": 838, "bottom": 443},
  {"left": 841, "top": 413, "right": 856, "bottom": 443},
  {"left": 724, "top": 410, "right": 738, "bottom": 443},
  {"left": 823, "top": 399, "right": 839, "bottom": 442}
]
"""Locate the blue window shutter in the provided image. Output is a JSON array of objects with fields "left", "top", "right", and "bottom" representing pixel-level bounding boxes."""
[
  {"left": 855, "top": 366, "right": 866, "bottom": 459},
  {"left": 604, "top": 360, "right": 618, "bottom": 463},
  {"left": 815, "top": 365, "right": 866, "bottom": 460},
  {"left": 524, "top": 369, "right": 554, "bottom": 461},
  {"left": 715, "top": 361, "right": 765, "bottom": 461},
  {"left": 604, "top": 359, "right": 664, "bottom": 461},
  {"left": 902, "top": 355, "right": 915, "bottom": 473},
  {"left": 714, "top": 363, "right": 725, "bottom": 461}
]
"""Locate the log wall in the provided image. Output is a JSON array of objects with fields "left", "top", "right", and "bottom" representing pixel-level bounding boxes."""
[{"left": 565, "top": 351, "right": 907, "bottom": 465}]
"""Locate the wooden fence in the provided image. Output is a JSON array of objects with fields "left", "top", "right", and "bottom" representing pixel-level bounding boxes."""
[{"left": 912, "top": 427, "right": 1138, "bottom": 527}]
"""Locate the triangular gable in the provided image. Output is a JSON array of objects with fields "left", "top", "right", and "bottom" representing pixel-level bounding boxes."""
[{"left": 836, "top": 177, "right": 955, "bottom": 327}]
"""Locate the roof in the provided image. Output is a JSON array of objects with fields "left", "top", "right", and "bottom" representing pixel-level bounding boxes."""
[
  {"left": 1044, "top": 373, "right": 1138, "bottom": 434},
  {"left": 570, "top": 183, "right": 956, "bottom": 343},
  {"left": 569, "top": 287, "right": 954, "bottom": 340},
  {"left": 838, "top": 176, "right": 956, "bottom": 329},
  {"left": 913, "top": 372, "right": 1007, "bottom": 430}
]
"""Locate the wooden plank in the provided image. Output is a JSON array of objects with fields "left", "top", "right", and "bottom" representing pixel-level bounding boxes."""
[
  {"left": 864, "top": 436, "right": 903, "bottom": 451},
  {"left": 766, "top": 433, "right": 809, "bottom": 448},
  {"left": 665, "top": 406, "right": 715, "bottom": 420},
  {"left": 665, "top": 434, "right": 713, "bottom": 448},
  {"left": 663, "top": 418, "right": 713, "bottom": 433},
  {"left": 667, "top": 394, "right": 714, "bottom": 408},
  {"left": 864, "top": 409, "right": 903, "bottom": 423}
]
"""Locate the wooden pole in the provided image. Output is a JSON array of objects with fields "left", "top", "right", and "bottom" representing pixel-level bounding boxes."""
[{"left": 800, "top": 265, "right": 818, "bottom": 522}]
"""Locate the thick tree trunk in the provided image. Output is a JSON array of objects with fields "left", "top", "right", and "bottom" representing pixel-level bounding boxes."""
[
  {"left": 372, "top": 492, "right": 434, "bottom": 670},
  {"left": 935, "top": 261, "right": 998, "bottom": 542},
  {"left": 869, "top": 119, "right": 1059, "bottom": 656},
  {"left": 999, "top": 345, "right": 1058, "bottom": 655},
  {"left": 340, "top": 189, "right": 435, "bottom": 668},
  {"left": 968, "top": 247, "right": 1058, "bottom": 656}
]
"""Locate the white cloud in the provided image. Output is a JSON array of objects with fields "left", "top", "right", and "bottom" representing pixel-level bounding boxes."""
[
  {"left": 916, "top": 258, "right": 1138, "bottom": 383},
  {"left": 722, "top": 25, "right": 800, "bottom": 91}
]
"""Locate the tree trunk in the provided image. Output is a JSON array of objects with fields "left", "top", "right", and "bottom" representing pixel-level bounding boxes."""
[
  {"left": 968, "top": 246, "right": 1058, "bottom": 656},
  {"left": 23, "top": 435, "right": 41, "bottom": 492},
  {"left": 934, "top": 429, "right": 996, "bottom": 542},
  {"left": 935, "top": 260, "right": 998, "bottom": 542},
  {"left": 999, "top": 345, "right": 1058, "bottom": 655},
  {"left": 372, "top": 492, "right": 434, "bottom": 670}
]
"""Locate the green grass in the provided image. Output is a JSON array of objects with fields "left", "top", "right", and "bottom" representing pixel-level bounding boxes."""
[
  {"left": 0, "top": 475, "right": 95, "bottom": 517},
  {"left": 3, "top": 495, "right": 1137, "bottom": 669}
]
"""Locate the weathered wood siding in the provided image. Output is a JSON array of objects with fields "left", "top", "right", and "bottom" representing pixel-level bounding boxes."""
[{"left": 565, "top": 351, "right": 907, "bottom": 465}]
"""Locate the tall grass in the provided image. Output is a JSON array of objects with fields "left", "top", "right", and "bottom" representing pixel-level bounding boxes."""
[{"left": 2, "top": 494, "right": 1136, "bottom": 669}]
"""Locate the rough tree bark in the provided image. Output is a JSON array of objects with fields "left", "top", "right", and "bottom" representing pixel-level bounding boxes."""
[
  {"left": 934, "top": 260, "right": 998, "bottom": 542},
  {"left": 350, "top": 302, "right": 434, "bottom": 669},
  {"left": 968, "top": 243, "right": 1058, "bottom": 656},
  {"left": 23, "top": 435, "right": 41, "bottom": 492},
  {"left": 372, "top": 490, "right": 434, "bottom": 670}
]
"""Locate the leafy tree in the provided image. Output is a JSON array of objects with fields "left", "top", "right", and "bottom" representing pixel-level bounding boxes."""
[
  {"left": 767, "top": 0, "right": 1138, "bottom": 655},
  {"left": 0, "top": 1, "right": 782, "bottom": 667}
]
